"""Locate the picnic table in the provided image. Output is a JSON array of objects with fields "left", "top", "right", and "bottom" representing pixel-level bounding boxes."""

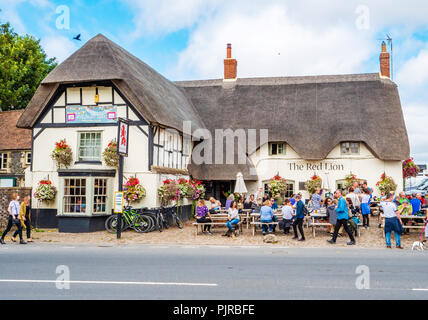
[{"left": 380, "top": 211, "right": 427, "bottom": 232}]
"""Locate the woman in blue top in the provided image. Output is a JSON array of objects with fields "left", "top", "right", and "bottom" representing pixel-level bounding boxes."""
[{"left": 260, "top": 200, "right": 275, "bottom": 234}]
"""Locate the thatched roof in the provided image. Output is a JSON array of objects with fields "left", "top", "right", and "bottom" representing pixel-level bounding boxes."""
[
  {"left": 17, "top": 34, "right": 205, "bottom": 132},
  {"left": 0, "top": 110, "right": 31, "bottom": 150},
  {"left": 177, "top": 73, "right": 410, "bottom": 180}
]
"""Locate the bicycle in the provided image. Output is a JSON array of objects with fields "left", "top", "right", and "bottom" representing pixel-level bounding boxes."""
[
  {"left": 138, "top": 208, "right": 168, "bottom": 232},
  {"left": 168, "top": 206, "right": 184, "bottom": 229},
  {"left": 105, "top": 206, "right": 152, "bottom": 233}
]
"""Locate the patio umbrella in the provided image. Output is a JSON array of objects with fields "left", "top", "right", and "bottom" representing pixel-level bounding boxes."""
[
  {"left": 234, "top": 172, "right": 248, "bottom": 194},
  {"left": 322, "top": 172, "right": 332, "bottom": 191}
]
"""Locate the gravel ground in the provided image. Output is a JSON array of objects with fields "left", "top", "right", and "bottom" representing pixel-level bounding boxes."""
[{"left": 4, "top": 221, "right": 422, "bottom": 249}]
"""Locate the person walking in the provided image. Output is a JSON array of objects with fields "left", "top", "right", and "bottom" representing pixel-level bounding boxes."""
[
  {"left": 292, "top": 194, "right": 305, "bottom": 241},
  {"left": 12, "top": 195, "right": 32, "bottom": 243},
  {"left": 381, "top": 193, "right": 404, "bottom": 249},
  {"left": 1, "top": 193, "right": 26, "bottom": 245},
  {"left": 195, "top": 199, "right": 213, "bottom": 235},
  {"left": 327, "top": 189, "right": 356, "bottom": 245}
]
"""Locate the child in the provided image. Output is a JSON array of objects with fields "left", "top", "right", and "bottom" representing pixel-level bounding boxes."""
[
  {"left": 360, "top": 188, "right": 371, "bottom": 228},
  {"left": 281, "top": 199, "right": 293, "bottom": 234}
]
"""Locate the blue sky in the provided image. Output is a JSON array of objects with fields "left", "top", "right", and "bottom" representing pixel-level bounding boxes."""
[{"left": 1, "top": 0, "right": 428, "bottom": 165}]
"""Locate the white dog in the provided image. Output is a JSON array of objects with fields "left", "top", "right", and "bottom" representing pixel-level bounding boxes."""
[{"left": 412, "top": 240, "right": 426, "bottom": 251}]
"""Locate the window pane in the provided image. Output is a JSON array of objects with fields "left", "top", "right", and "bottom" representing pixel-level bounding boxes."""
[
  {"left": 79, "top": 132, "right": 101, "bottom": 161},
  {"left": 271, "top": 144, "right": 277, "bottom": 155},
  {"left": 64, "top": 178, "right": 87, "bottom": 214},
  {"left": 351, "top": 143, "right": 359, "bottom": 153},
  {"left": 93, "top": 178, "right": 107, "bottom": 213}
]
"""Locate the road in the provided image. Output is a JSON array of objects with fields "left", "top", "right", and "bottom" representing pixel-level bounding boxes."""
[{"left": 0, "top": 243, "right": 428, "bottom": 300}]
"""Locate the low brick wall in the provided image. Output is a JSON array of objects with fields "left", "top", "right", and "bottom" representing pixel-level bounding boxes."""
[{"left": 0, "top": 187, "right": 32, "bottom": 227}]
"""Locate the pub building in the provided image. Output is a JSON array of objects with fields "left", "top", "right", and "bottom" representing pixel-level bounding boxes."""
[{"left": 17, "top": 35, "right": 409, "bottom": 232}]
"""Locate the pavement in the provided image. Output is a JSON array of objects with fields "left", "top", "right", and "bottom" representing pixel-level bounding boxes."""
[{"left": 0, "top": 243, "right": 428, "bottom": 300}]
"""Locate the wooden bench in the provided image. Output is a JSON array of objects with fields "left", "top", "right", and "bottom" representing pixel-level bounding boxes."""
[
  {"left": 250, "top": 222, "right": 279, "bottom": 236},
  {"left": 192, "top": 221, "right": 243, "bottom": 235}
]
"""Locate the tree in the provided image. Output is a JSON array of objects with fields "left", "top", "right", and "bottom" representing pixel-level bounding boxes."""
[{"left": 0, "top": 19, "right": 57, "bottom": 111}]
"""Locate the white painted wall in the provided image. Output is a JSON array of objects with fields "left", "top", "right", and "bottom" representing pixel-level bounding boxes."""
[{"left": 248, "top": 142, "right": 403, "bottom": 198}]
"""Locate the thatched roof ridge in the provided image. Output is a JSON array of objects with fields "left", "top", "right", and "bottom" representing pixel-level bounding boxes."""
[{"left": 17, "top": 34, "right": 205, "bottom": 132}]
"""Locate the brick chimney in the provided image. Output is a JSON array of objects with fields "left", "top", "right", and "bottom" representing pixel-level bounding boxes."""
[
  {"left": 379, "top": 41, "right": 390, "bottom": 78},
  {"left": 224, "top": 43, "right": 237, "bottom": 80}
]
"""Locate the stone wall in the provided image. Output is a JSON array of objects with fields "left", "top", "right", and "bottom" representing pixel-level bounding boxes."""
[{"left": 0, "top": 187, "right": 32, "bottom": 227}]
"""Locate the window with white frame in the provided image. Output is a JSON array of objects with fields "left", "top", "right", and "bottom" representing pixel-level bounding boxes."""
[
  {"left": 25, "top": 152, "right": 31, "bottom": 165},
  {"left": 0, "top": 153, "right": 8, "bottom": 170},
  {"left": 63, "top": 178, "right": 87, "bottom": 214},
  {"left": 79, "top": 132, "right": 102, "bottom": 161},
  {"left": 269, "top": 142, "right": 286, "bottom": 155},
  {"left": 341, "top": 142, "right": 360, "bottom": 155},
  {"left": 93, "top": 178, "right": 107, "bottom": 213}
]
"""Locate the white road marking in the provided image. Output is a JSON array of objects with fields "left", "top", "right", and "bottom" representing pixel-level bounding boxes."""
[
  {"left": 412, "top": 288, "right": 428, "bottom": 291},
  {"left": 0, "top": 279, "right": 218, "bottom": 287}
]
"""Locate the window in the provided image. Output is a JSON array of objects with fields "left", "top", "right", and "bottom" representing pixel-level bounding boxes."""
[
  {"left": 25, "top": 152, "right": 31, "bottom": 165},
  {"left": 263, "top": 181, "right": 294, "bottom": 198},
  {"left": 269, "top": 143, "right": 286, "bottom": 155},
  {"left": 0, "top": 153, "right": 8, "bottom": 170},
  {"left": 93, "top": 178, "right": 107, "bottom": 213},
  {"left": 341, "top": 142, "right": 360, "bottom": 154},
  {"left": 79, "top": 132, "right": 102, "bottom": 161},
  {"left": 63, "top": 178, "right": 86, "bottom": 214}
]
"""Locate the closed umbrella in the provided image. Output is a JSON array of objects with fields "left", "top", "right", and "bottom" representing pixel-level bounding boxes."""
[
  {"left": 234, "top": 172, "right": 248, "bottom": 194},
  {"left": 322, "top": 172, "right": 331, "bottom": 191}
]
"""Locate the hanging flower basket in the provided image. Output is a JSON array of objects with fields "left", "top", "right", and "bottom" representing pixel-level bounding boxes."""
[
  {"left": 343, "top": 173, "right": 362, "bottom": 190},
  {"left": 103, "top": 140, "right": 119, "bottom": 167},
  {"left": 269, "top": 175, "right": 287, "bottom": 196},
  {"left": 305, "top": 175, "right": 322, "bottom": 194},
  {"left": 34, "top": 180, "right": 57, "bottom": 203},
  {"left": 123, "top": 177, "right": 146, "bottom": 203},
  {"left": 402, "top": 158, "right": 420, "bottom": 179},
  {"left": 157, "top": 179, "right": 206, "bottom": 203},
  {"left": 50, "top": 139, "right": 73, "bottom": 169},
  {"left": 376, "top": 173, "right": 397, "bottom": 194}
]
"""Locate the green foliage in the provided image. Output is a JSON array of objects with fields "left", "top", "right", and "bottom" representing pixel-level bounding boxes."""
[{"left": 0, "top": 20, "right": 57, "bottom": 110}]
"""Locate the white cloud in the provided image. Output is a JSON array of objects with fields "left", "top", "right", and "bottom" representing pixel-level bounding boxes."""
[
  {"left": 173, "top": 4, "right": 376, "bottom": 80},
  {"left": 397, "top": 44, "right": 428, "bottom": 86},
  {"left": 40, "top": 35, "right": 78, "bottom": 62},
  {"left": 402, "top": 103, "right": 428, "bottom": 164}
]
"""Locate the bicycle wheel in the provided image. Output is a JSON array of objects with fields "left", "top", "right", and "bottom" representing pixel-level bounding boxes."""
[
  {"left": 142, "top": 213, "right": 157, "bottom": 232},
  {"left": 133, "top": 215, "right": 153, "bottom": 233},
  {"left": 105, "top": 215, "right": 124, "bottom": 233},
  {"left": 175, "top": 215, "right": 184, "bottom": 229}
]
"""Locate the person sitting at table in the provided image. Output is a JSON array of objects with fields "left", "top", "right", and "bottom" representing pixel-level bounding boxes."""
[
  {"left": 270, "top": 197, "right": 278, "bottom": 211},
  {"left": 260, "top": 200, "right": 275, "bottom": 235},
  {"left": 281, "top": 199, "right": 293, "bottom": 234},
  {"left": 410, "top": 193, "right": 422, "bottom": 215},
  {"left": 223, "top": 201, "right": 240, "bottom": 237},
  {"left": 254, "top": 197, "right": 263, "bottom": 213},
  {"left": 195, "top": 199, "right": 212, "bottom": 235},
  {"left": 208, "top": 197, "right": 221, "bottom": 214},
  {"left": 398, "top": 199, "right": 413, "bottom": 233}
]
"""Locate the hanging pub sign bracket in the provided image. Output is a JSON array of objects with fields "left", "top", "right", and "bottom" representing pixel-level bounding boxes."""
[{"left": 117, "top": 118, "right": 130, "bottom": 157}]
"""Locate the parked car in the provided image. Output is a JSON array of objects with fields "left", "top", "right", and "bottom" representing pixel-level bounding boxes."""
[
  {"left": 405, "top": 179, "right": 428, "bottom": 197},
  {"left": 406, "top": 177, "right": 428, "bottom": 192}
]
